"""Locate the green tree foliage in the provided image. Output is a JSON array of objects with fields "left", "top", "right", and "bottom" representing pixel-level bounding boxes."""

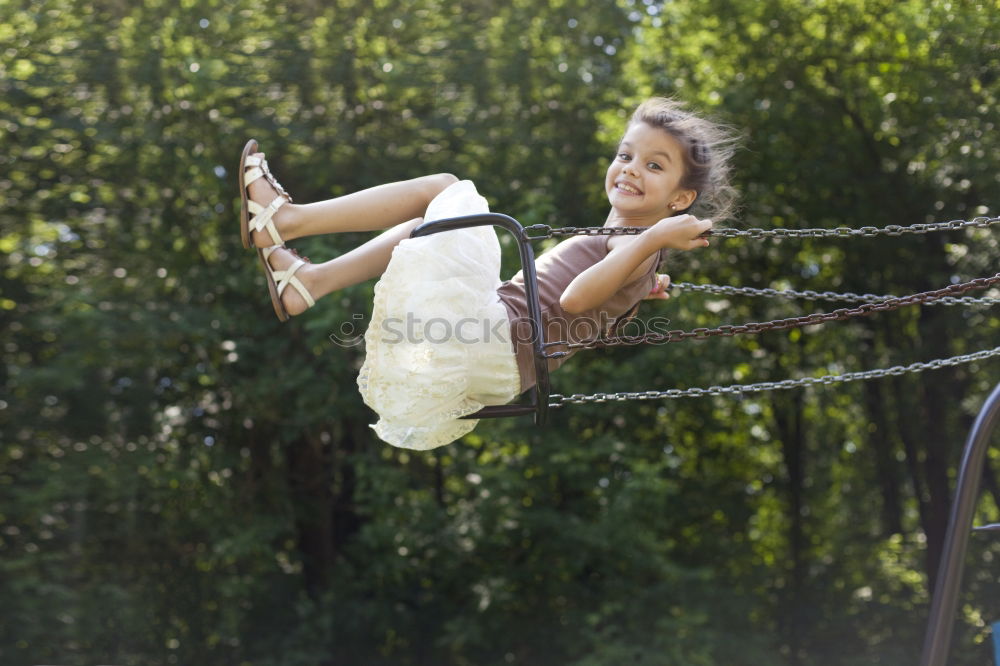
[{"left": 1, "top": 0, "right": 997, "bottom": 664}]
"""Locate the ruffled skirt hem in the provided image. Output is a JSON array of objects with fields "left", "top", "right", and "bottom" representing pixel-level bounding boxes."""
[{"left": 357, "top": 180, "right": 521, "bottom": 450}]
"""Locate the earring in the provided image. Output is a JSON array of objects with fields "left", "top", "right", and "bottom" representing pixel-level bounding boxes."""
[{"left": 669, "top": 204, "right": 676, "bottom": 211}]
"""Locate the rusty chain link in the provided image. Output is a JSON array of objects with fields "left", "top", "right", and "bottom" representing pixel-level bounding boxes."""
[
  {"left": 542, "top": 273, "right": 1000, "bottom": 353},
  {"left": 672, "top": 281, "right": 1000, "bottom": 307},
  {"left": 548, "top": 345, "right": 1000, "bottom": 407},
  {"left": 525, "top": 215, "right": 1000, "bottom": 240}
]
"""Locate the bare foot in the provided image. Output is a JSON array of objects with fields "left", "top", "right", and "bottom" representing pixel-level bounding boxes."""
[{"left": 247, "top": 152, "right": 298, "bottom": 247}]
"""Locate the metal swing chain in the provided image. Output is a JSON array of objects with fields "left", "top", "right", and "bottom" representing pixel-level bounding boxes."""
[
  {"left": 702, "top": 215, "right": 999, "bottom": 239},
  {"left": 525, "top": 215, "right": 1000, "bottom": 240},
  {"left": 521, "top": 215, "right": 1000, "bottom": 409},
  {"left": 544, "top": 273, "right": 1000, "bottom": 353},
  {"left": 671, "top": 281, "right": 1000, "bottom": 307},
  {"left": 548, "top": 345, "right": 1000, "bottom": 407},
  {"left": 526, "top": 215, "right": 1000, "bottom": 305}
]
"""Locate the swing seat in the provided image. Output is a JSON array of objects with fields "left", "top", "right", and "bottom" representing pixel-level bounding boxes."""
[{"left": 411, "top": 213, "right": 552, "bottom": 426}]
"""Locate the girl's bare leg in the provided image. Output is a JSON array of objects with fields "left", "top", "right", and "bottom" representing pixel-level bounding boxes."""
[
  {"left": 263, "top": 218, "right": 424, "bottom": 316},
  {"left": 247, "top": 152, "right": 457, "bottom": 246}
]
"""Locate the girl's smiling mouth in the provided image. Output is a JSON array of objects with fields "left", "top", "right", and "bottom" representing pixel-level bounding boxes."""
[{"left": 615, "top": 181, "right": 643, "bottom": 195}]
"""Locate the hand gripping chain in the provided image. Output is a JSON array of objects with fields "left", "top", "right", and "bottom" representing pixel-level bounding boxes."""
[{"left": 549, "top": 345, "right": 1000, "bottom": 407}]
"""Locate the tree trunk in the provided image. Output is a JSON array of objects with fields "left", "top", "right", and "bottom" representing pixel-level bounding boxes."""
[
  {"left": 863, "top": 377, "right": 904, "bottom": 535},
  {"left": 773, "top": 390, "right": 807, "bottom": 666},
  {"left": 892, "top": 374, "right": 932, "bottom": 540},
  {"left": 287, "top": 429, "right": 335, "bottom": 598}
]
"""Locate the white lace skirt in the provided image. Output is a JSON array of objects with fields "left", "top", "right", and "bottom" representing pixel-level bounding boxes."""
[{"left": 357, "top": 180, "right": 521, "bottom": 450}]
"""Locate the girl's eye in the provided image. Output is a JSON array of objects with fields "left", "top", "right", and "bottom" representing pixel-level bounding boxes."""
[
  {"left": 647, "top": 162, "right": 662, "bottom": 171},
  {"left": 618, "top": 152, "right": 631, "bottom": 161}
]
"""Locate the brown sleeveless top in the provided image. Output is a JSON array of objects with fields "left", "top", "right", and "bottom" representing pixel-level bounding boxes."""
[{"left": 497, "top": 234, "right": 664, "bottom": 394}]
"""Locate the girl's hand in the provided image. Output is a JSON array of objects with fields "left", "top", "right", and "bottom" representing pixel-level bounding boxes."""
[
  {"left": 644, "top": 273, "right": 671, "bottom": 300},
  {"left": 652, "top": 214, "right": 713, "bottom": 250}
]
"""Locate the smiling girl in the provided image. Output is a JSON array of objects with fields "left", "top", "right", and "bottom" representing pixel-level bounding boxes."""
[{"left": 238, "top": 97, "right": 738, "bottom": 449}]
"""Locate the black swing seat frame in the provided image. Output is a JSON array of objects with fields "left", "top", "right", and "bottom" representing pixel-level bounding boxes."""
[{"left": 410, "top": 213, "right": 552, "bottom": 425}]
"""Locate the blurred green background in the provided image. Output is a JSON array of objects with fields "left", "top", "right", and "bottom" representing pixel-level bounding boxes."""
[{"left": 2, "top": 0, "right": 999, "bottom": 664}]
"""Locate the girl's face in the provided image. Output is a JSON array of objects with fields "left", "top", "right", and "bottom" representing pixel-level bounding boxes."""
[{"left": 605, "top": 121, "right": 696, "bottom": 222}]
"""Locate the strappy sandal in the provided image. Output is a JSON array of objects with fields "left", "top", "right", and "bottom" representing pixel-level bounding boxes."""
[
  {"left": 239, "top": 139, "right": 294, "bottom": 249},
  {"left": 258, "top": 246, "right": 316, "bottom": 322}
]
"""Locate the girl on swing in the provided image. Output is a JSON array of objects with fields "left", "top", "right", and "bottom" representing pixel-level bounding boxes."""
[{"left": 238, "top": 97, "right": 737, "bottom": 450}]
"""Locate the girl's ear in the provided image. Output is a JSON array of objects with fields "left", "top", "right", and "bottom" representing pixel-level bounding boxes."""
[{"left": 671, "top": 189, "right": 698, "bottom": 212}]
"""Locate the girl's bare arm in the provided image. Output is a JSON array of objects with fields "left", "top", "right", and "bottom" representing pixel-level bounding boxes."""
[{"left": 559, "top": 215, "right": 711, "bottom": 314}]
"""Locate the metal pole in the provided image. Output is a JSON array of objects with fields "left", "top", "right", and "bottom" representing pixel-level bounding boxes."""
[{"left": 919, "top": 381, "right": 1000, "bottom": 666}]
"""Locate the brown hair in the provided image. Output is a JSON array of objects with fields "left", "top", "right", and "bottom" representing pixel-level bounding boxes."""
[{"left": 629, "top": 97, "right": 740, "bottom": 221}]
